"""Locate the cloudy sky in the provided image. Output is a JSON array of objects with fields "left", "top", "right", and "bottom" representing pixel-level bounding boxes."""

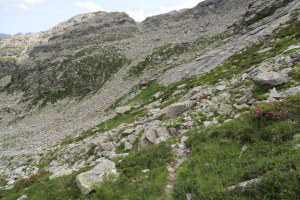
[{"left": 0, "top": 0, "right": 203, "bottom": 35}]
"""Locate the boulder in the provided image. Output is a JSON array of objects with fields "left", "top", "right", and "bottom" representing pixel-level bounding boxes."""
[
  {"left": 122, "top": 128, "right": 134, "bottom": 137},
  {"left": 161, "top": 101, "right": 195, "bottom": 118},
  {"left": 127, "top": 135, "right": 137, "bottom": 144},
  {"left": 282, "top": 86, "right": 300, "bottom": 97},
  {"left": 169, "top": 127, "right": 179, "bottom": 136},
  {"left": 109, "top": 153, "right": 129, "bottom": 159},
  {"left": 237, "top": 93, "right": 252, "bottom": 105},
  {"left": 269, "top": 87, "right": 281, "bottom": 98},
  {"left": 99, "top": 142, "right": 115, "bottom": 151},
  {"left": 116, "top": 106, "right": 131, "bottom": 114},
  {"left": 252, "top": 71, "right": 289, "bottom": 87},
  {"left": 124, "top": 141, "right": 133, "bottom": 150},
  {"left": 76, "top": 159, "right": 118, "bottom": 194},
  {"left": 138, "top": 124, "right": 170, "bottom": 149},
  {"left": 50, "top": 169, "right": 73, "bottom": 180}
]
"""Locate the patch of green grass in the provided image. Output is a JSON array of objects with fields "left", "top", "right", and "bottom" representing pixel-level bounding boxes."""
[
  {"left": 172, "top": 95, "right": 300, "bottom": 200},
  {"left": 126, "top": 81, "right": 165, "bottom": 105},
  {"left": 253, "top": 86, "right": 269, "bottom": 101}
]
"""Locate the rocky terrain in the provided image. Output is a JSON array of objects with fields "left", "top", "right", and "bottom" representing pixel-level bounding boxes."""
[{"left": 0, "top": 0, "right": 300, "bottom": 199}]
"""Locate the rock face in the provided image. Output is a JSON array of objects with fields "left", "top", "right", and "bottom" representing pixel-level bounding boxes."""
[
  {"left": 76, "top": 159, "right": 118, "bottom": 194},
  {"left": 161, "top": 101, "right": 195, "bottom": 118},
  {"left": 252, "top": 72, "right": 289, "bottom": 87}
]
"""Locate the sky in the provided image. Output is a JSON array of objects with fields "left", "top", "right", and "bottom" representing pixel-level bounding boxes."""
[{"left": 0, "top": 0, "right": 204, "bottom": 35}]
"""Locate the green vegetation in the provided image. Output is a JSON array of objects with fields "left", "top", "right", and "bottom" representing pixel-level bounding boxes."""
[
  {"left": 127, "top": 43, "right": 189, "bottom": 78},
  {"left": 1, "top": 143, "right": 173, "bottom": 200},
  {"left": 172, "top": 95, "right": 300, "bottom": 200},
  {"left": 252, "top": 86, "right": 269, "bottom": 101}
]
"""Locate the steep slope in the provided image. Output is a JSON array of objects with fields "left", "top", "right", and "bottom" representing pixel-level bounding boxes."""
[{"left": 0, "top": 1, "right": 299, "bottom": 195}]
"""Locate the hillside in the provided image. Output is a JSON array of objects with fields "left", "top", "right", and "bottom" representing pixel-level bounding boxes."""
[{"left": 0, "top": 0, "right": 300, "bottom": 199}]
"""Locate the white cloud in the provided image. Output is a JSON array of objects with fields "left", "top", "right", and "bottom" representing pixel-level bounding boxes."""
[
  {"left": 0, "top": 0, "right": 44, "bottom": 10},
  {"left": 160, "top": 0, "right": 203, "bottom": 13},
  {"left": 4, "top": 7, "right": 9, "bottom": 11},
  {"left": 75, "top": 1, "right": 103, "bottom": 12},
  {"left": 125, "top": 8, "right": 152, "bottom": 22},
  {"left": 18, "top": 3, "right": 29, "bottom": 10}
]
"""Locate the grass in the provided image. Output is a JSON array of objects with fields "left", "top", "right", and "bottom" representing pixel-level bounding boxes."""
[
  {"left": 171, "top": 95, "right": 300, "bottom": 200},
  {"left": 0, "top": 143, "right": 173, "bottom": 200}
]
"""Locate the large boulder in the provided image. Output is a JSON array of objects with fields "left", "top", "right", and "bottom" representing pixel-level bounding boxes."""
[
  {"left": 252, "top": 71, "right": 289, "bottom": 87},
  {"left": 138, "top": 123, "right": 170, "bottom": 149},
  {"left": 49, "top": 169, "right": 73, "bottom": 180},
  {"left": 282, "top": 86, "right": 300, "bottom": 97},
  {"left": 161, "top": 101, "right": 195, "bottom": 118},
  {"left": 99, "top": 142, "right": 115, "bottom": 151},
  {"left": 76, "top": 159, "right": 118, "bottom": 194}
]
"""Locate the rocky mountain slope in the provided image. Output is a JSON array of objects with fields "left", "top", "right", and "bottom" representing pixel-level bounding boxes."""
[{"left": 0, "top": 0, "right": 300, "bottom": 199}]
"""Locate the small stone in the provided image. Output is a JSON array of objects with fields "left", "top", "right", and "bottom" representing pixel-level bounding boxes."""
[
  {"left": 186, "top": 193, "right": 192, "bottom": 200},
  {"left": 216, "top": 85, "right": 226, "bottom": 91},
  {"left": 142, "top": 169, "right": 150, "bottom": 173},
  {"left": 233, "top": 103, "right": 249, "bottom": 110},
  {"left": 242, "top": 145, "right": 247, "bottom": 152},
  {"left": 124, "top": 141, "right": 133, "bottom": 150},
  {"left": 17, "top": 195, "right": 28, "bottom": 200},
  {"left": 204, "top": 121, "right": 211, "bottom": 127},
  {"left": 153, "top": 92, "right": 161, "bottom": 99},
  {"left": 116, "top": 106, "right": 131, "bottom": 114}
]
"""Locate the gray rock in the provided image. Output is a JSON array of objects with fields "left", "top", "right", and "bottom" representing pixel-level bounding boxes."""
[
  {"left": 76, "top": 159, "right": 118, "bottom": 194},
  {"left": 204, "top": 121, "right": 212, "bottom": 127},
  {"left": 186, "top": 193, "right": 192, "bottom": 200},
  {"left": 228, "top": 178, "right": 261, "bottom": 191},
  {"left": 282, "top": 86, "right": 300, "bottom": 96},
  {"left": 50, "top": 169, "right": 73, "bottom": 180},
  {"left": 169, "top": 127, "right": 179, "bottom": 136},
  {"left": 156, "top": 127, "right": 170, "bottom": 139},
  {"left": 216, "top": 85, "right": 226, "bottom": 91},
  {"left": 237, "top": 93, "right": 252, "bottom": 105},
  {"left": 122, "top": 128, "right": 134, "bottom": 137},
  {"left": 124, "top": 141, "right": 133, "bottom": 150},
  {"left": 99, "top": 142, "right": 115, "bottom": 151},
  {"left": 233, "top": 103, "right": 249, "bottom": 110},
  {"left": 269, "top": 87, "right": 281, "bottom": 98},
  {"left": 17, "top": 195, "right": 28, "bottom": 200},
  {"left": 218, "top": 104, "right": 233, "bottom": 115},
  {"left": 145, "top": 127, "right": 158, "bottom": 144},
  {"left": 116, "top": 106, "right": 131, "bottom": 114},
  {"left": 280, "top": 67, "right": 292, "bottom": 75},
  {"left": 252, "top": 71, "right": 289, "bottom": 87},
  {"left": 161, "top": 101, "right": 195, "bottom": 118},
  {"left": 109, "top": 153, "right": 129, "bottom": 159},
  {"left": 138, "top": 134, "right": 154, "bottom": 149},
  {"left": 127, "top": 135, "right": 137, "bottom": 144},
  {"left": 153, "top": 92, "right": 162, "bottom": 99}
]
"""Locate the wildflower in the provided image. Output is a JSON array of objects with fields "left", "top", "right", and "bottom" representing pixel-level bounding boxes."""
[
  {"left": 272, "top": 149, "right": 275, "bottom": 151},
  {"left": 205, "top": 163, "right": 210, "bottom": 167},
  {"left": 132, "top": 180, "right": 136, "bottom": 182}
]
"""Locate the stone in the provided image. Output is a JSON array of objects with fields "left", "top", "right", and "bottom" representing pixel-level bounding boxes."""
[
  {"left": 177, "top": 84, "right": 186, "bottom": 89},
  {"left": 169, "top": 127, "right": 179, "bottom": 136},
  {"left": 99, "top": 142, "right": 115, "bottom": 151},
  {"left": 218, "top": 104, "right": 233, "bottom": 115},
  {"left": 186, "top": 193, "right": 192, "bottom": 200},
  {"left": 269, "top": 87, "right": 281, "bottom": 98},
  {"left": 116, "top": 106, "right": 131, "bottom": 114},
  {"left": 161, "top": 101, "right": 195, "bottom": 118},
  {"left": 127, "top": 135, "right": 137, "bottom": 144},
  {"left": 122, "top": 128, "right": 134, "bottom": 137},
  {"left": 109, "top": 153, "right": 129, "bottom": 159},
  {"left": 142, "top": 169, "right": 150, "bottom": 173},
  {"left": 242, "top": 145, "right": 247, "bottom": 152},
  {"left": 228, "top": 178, "right": 261, "bottom": 191},
  {"left": 138, "top": 134, "right": 153, "bottom": 149},
  {"left": 76, "top": 159, "right": 118, "bottom": 194},
  {"left": 17, "top": 195, "right": 28, "bottom": 200},
  {"left": 156, "top": 126, "right": 170, "bottom": 139},
  {"left": 282, "top": 86, "right": 300, "bottom": 97},
  {"left": 237, "top": 93, "right": 252, "bottom": 105},
  {"left": 216, "top": 85, "right": 226, "bottom": 91},
  {"left": 224, "top": 119, "right": 233, "bottom": 123},
  {"left": 50, "top": 169, "right": 73, "bottom": 180},
  {"left": 204, "top": 121, "right": 212, "bottom": 127},
  {"left": 233, "top": 103, "right": 249, "bottom": 110},
  {"left": 153, "top": 92, "right": 161, "bottom": 99},
  {"left": 145, "top": 127, "right": 158, "bottom": 144},
  {"left": 252, "top": 71, "right": 289, "bottom": 87},
  {"left": 124, "top": 141, "right": 133, "bottom": 150}
]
